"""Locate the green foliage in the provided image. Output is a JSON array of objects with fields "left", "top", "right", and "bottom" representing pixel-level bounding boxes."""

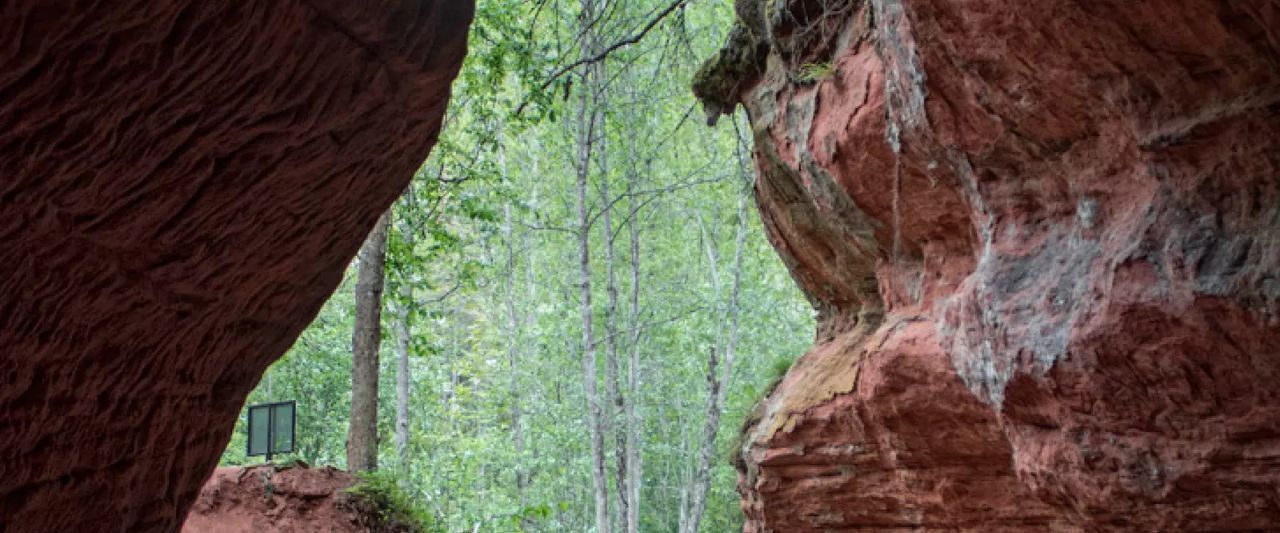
[
  {"left": 795, "top": 61, "right": 835, "bottom": 84},
  {"left": 219, "top": 0, "right": 815, "bottom": 531},
  {"left": 344, "top": 471, "right": 441, "bottom": 533},
  {"left": 722, "top": 354, "right": 794, "bottom": 467},
  {"left": 768, "top": 355, "right": 794, "bottom": 382}
]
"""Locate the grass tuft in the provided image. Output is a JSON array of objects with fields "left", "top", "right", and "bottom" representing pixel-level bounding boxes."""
[{"left": 343, "top": 471, "right": 440, "bottom": 533}]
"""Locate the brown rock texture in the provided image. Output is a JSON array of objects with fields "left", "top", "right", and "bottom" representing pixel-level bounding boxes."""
[
  {"left": 0, "top": 1, "right": 471, "bottom": 531},
  {"left": 696, "top": 0, "right": 1280, "bottom": 530},
  {"left": 181, "top": 466, "right": 362, "bottom": 533}
]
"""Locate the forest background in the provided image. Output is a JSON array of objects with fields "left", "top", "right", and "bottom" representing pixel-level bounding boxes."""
[{"left": 218, "top": 1, "right": 814, "bottom": 531}]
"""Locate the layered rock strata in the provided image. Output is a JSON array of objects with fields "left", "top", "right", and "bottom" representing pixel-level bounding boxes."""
[
  {"left": 0, "top": 2, "right": 470, "bottom": 531},
  {"left": 696, "top": 0, "right": 1280, "bottom": 530}
]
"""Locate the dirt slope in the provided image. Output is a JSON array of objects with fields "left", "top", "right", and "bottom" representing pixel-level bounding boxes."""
[{"left": 182, "top": 466, "right": 362, "bottom": 533}]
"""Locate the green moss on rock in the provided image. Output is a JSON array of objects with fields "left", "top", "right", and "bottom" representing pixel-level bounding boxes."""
[{"left": 691, "top": 24, "right": 768, "bottom": 126}]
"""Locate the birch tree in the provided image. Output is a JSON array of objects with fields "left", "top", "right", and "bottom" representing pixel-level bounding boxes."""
[
  {"left": 575, "top": 0, "right": 611, "bottom": 530},
  {"left": 393, "top": 270, "right": 412, "bottom": 471},
  {"left": 501, "top": 149, "right": 529, "bottom": 507},
  {"left": 600, "top": 130, "right": 632, "bottom": 533},
  {"left": 681, "top": 180, "right": 749, "bottom": 533},
  {"left": 623, "top": 170, "right": 643, "bottom": 533}
]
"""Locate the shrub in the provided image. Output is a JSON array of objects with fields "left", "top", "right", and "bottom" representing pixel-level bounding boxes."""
[{"left": 343, "top": 471, "right": 440, "bottom": 533}]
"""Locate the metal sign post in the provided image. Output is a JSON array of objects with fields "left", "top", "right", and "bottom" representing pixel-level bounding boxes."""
[{"left": 246, "top": 400, "right": 296, "bottom": 464}]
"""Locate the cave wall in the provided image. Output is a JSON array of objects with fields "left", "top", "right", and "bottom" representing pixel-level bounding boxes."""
[
  {"left": 0, "top": 2, "right": 471, "bottom": 531},
  {"left": 697, "top": 0, "right": 1280, "bottom": 530}
]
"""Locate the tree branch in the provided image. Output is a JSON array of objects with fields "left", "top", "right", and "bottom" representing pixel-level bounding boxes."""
[{"left": 517, "top": 0, "right": 688, "bottom": 115}]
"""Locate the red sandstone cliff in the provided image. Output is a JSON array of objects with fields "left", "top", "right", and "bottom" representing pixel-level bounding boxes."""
[
  {"left": 0, "top": 2, "right": 471, "bottom": 531},
  {"left": 696, "top": 0, "right": 1280, "bottom": 530}
]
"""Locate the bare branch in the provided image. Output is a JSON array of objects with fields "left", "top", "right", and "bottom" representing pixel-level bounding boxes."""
[{"left": 517, "top": 0, "right": 688, "bottom": 115}]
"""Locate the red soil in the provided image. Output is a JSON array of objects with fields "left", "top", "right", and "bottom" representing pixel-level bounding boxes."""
[{"left": 182, "top": 465, "right": 363, "bottom": 533}]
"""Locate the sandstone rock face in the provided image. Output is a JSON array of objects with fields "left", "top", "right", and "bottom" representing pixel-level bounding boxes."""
[
  {"left": 697, "top": 0, "right": 1280, "bottom": 530},
  {"left": 0, "top": 2, "right": 470, "bottom": 531}
]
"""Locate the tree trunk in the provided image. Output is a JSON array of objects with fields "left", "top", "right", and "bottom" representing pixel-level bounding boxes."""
[
  {"left": 682, "top": 346, "right": 720, "bottom": 533},
  {"left": 600, "top": 145, "right": 630, "bottom": 532},
  {"left": 393, "top": 201, "right": 415, "bottom": 473},
  {"left": 503, "top": 198, "right": 529, "bottom": 501},
  {"left": 576, "top": 0, "right": 610, "bottom": 527},
  {"left": 677, "top": 425, "right": 690, "bottom": 532},
  {"left": 394, "top": 280, "right": 412, "bottom": 471},
  {"left": 348, "top": 210, "right": 390, "bottom": 473},
  {"left": 682, "top": 187, "right": 749, "bottom": 533},
  {"left": 623, "top": 138, "right": 644, "bottom": 533}
]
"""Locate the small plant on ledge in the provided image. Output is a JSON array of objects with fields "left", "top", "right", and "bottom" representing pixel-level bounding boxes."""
[{"left": 795, "top": 61, "right": 836, "bottom": 84}]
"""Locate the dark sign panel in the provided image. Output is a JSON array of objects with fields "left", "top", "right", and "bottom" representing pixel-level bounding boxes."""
[{"left": 246, "top": 400, "right": 295, "bottom": 460}]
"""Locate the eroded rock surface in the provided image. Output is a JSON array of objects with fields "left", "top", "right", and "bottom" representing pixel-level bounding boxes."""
[
  {"left": 0, "top": 2, "right": 470, "bottom": 531},
  {"left": 697, "top": 0, "right": 1280, "bottom": 530}
]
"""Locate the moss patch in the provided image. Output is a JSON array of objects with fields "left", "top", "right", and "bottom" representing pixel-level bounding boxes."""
[
  {"left": 343, "top": 471, "right": 439, "bottom": 533},
  {"left": 691, "top": 24, "right": 769, "bottom": 126},
  {"left": 692, "top": 0, "right": 856, "bottom": 124},
  {"left": 795, "top": 61, "right": 835, "bottom": 84}
]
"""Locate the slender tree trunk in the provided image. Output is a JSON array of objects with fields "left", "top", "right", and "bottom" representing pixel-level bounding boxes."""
[
  {"left": 623, "top": 143, "right": 644, "bottom": 533},
  {"left": 394, "top": 280, "right": 412, "bottom": 471},
  {"left": 600, "top": 144, "right": 630, "bottom": 532},
  {"left": 503, "top": 199, "right": 529, "bottom": 501},
  {"left": 576, "top": 0, "right": 610, "bottom": 528},
  {"left": 348, "top": 210, "right": 390, "bottom": 473},
  {"left": 578, "top": 161, "right": 610, "bottom": 533},
  {"left": 677, "top": 425, "right": 690, "bottom": 532},
  {"left": 393, "top": 207, "right": 415, "bottom": 473},
  {"left": 683, "top": 345, "right": 720, "bottom": 533},
  {"left": 682, "top": 188, "right": 749, "bottom": 533}
]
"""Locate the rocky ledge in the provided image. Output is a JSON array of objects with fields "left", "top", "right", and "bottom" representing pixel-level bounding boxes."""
[{"left": 697, "top": 0, "right": 1280, "bottom": 530}]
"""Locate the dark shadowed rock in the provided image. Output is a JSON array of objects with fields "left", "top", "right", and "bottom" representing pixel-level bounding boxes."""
[
  {"left": 0, "top": 1, "right": 471, "bottom": 531},
  {"left": 699, "top": 0, "right": 1280, "bottom": 530}
]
